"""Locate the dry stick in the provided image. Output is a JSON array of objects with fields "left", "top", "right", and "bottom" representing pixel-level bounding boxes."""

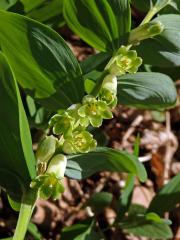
[{"left": 122, "top": 115, "right": 143, "bottom": 148}]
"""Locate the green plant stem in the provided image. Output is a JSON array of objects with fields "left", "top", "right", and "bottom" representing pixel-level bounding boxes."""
[
  {"left": 140, "top": 7, "right": 157, "bottom": 25},
  {"left": 13, "top": 196, "right": 36, "bottom": 240},
  {"left": 90, "top": 70, "right": 109, "bottom": 97},
  {"left": 141, "top": 0, "right": 171, "bottom": 25}
]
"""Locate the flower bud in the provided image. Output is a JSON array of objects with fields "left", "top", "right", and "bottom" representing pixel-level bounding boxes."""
[
  {"left": 46, "top": 154, "right": 67, "bottom": 179},
  {"left": 36, "top": 136, "right": 57, "bottom": 164},
  {"left": 101, "top": 74, "right": 117, "bottom": 95},
  {"left": 128, "top": 21, "right": 164, "bottom": 45}
]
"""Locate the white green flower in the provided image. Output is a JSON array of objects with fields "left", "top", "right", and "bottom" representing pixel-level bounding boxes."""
[
  {"left": 78, "top": 95, "right": 113, "bottom": 127},
  {"left": 49, "top": 112, "right": 75, "bottom": 137},
  {"left": 62, "top": 130, "right": 97, "bottom": 154},
  {"left": 106, "top": 46, "right": 142, "bottom": 76}
]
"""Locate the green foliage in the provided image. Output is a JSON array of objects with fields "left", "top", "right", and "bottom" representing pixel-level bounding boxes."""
[
  {"left": 118, "top": 72, "right": 177, "bottom": 110},
  {"left": 148, "top": 173, "right": 180, "bottom": 216},
  {"left": 0, "top": 0, "right": 17, "bottom": 10},
  {"left": 0, "top": 52, "right": 36, "bottom": 200},
  {"left": 86, "top": 192, "right": 113, "bottom": 214},
  {"left": 66, "top": 147, "right": 147, "bottom": 182},
  {"left": 61, "top": 219, "right": 101, "bottom": 240},
  {"left": 64, "top": 0, "right": 131, "bottom": 52},
  {"left": 136, "top": 14, "right": 180, "bottom": 67},
  {"left": 120, "top": 205, "right": 173, "bottom": 239},
  {"left": 0, "top": 1, "right": 179, "bottom": 239},
  {"left": 0, "top": 11, "right": 84, "bottom": 110}
]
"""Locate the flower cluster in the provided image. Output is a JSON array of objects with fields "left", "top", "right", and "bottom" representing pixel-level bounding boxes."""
[{"left": 33, "top": 45, "right": 142, "bottom": 200}]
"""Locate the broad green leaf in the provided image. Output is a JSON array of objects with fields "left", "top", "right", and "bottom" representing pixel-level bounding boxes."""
[
  {"left": 136, "top": 14, "right": 180, "bottom": 67},
  {"left": 0, "top": 0, "right": 17, "bottom": 10},
  {"left": 121, "top": 215, "right": 173, "bottom": 239},
  {"left": 64, "top": 0, "right": 131, "bottom": 52},
  {"left": 61, "top": 219, "right": 101, "bottom": 240},
  {"left": 0, "top": 11, "right": 84, "bottom": 110},
  {"left": 26, "top": 0, "right": 64, "bottom": 26},
  {"left": 20, "top": 0, "right": 44, "bottom": 12},
  {"left": 80, "top": 52, "right": 111, "bottom": 75},
  {"left": 0, "top": 52, "right": 36, "bottom": 200},
  {"left": 87, "top": 192, "right": 113, "bottom": 214},
  {"left": 148, "top": 173, "right": 180, "bottom": 216},
  {"left": 66, "top": 147, "right": 147, "bottom": 182},
  {"left": 120, "top": 204, "right": 173, "bottom": 239},
  {"left": 118, "top": 72, "right": 177, "bottom": 110}
]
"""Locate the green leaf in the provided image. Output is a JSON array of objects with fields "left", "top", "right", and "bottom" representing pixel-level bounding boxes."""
[
  {"left": 136, "top": 14, "right": 180, "bottom": 67},
  {"left": 121, "top": 215, "right": 173, "bottom": 239},
  {"left": 87, "top": 192, "right": 113, "bottom": 214},
  {"left": 8, "top": 195, "right": 21, "bottom": 212},
  {"left": 20, "top": 0, "right": 44, "bottom": 12},
  {"left": 61, "top": 219, "right": 101, "bottom": 240},
  {"left": 117, "top": 72, "right": 177, "bottom": 110},
  {"left": 25, "top": 0, "right": 64, "bottom": 26},
  {"left": 118, "top": 175, "right": 134, "bottom": 220},
  {"left": 0, "top": 52, "right": 36, "bottom": 200},
  {"left": 80, "top": 52, "right": 111, "bottom": 75},
  {"left": 27, "top": 222, "right": 42, "bottom": 240},
  {"left": 64, "top": 0, "right": 131, "bottom": 52},
  {"left": 0, "top": 0, "right": 17, "bottom": 10},
  {"left": 148, "top": 173, "right": 180, "bottom": 216},
  {"left": 0, "top": 11, "right": 84, "bottom": 110},
  {"left": 120, "top": 204, "right": 173, "bottom": 239},
  {"left": 66, "top": 147, "right": 147, "bottom": 182}
]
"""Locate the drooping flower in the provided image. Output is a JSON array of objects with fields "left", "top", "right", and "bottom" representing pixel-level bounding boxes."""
[
  {"left": 49, "top": 112, "right": 75, "bottom": 137},
  {"left": 78, "top": 95, "right": 113, "bottom": 127},
  {"left": 62, "top": 130, "right": 97, "bottom": 154},
  {"left": 31, "top": 154, "right": 67, "bottom": 200},
  {"left": 106, "top": 46, "right": 142, "bottom": 76},
  {"left": 99, "top": 74, "right": 117, "bottom": 107}
]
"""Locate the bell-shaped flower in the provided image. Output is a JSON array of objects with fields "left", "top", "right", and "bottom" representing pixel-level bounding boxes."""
[
  {"left": 99, "top": 74, "right": 118, "bottom": 107},
  {"left": 78, "top": 95, "right": 113, "bottom": 127},
  {"left": 62, "top": 130, "right": 97, "bottom": 154},
  {"left": 31, "top": 154, "right": 67, "bottom": 200},
  {"left": 107, "top": 46, "right": 142, "bottom": 76},
  {"left": 46, "top": 154, "right": 67, "bottom": 179},
  {"left": 49, "top": 112, "right": 75, "bottom": 137},
  {"left": 67, "top": 103, "right": 89, "bottom": 128}
]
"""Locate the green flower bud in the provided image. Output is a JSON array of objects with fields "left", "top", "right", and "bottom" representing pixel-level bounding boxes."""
[
  {"left": 46, "top": 154, "right": 67, "bottom": 179},
  {"left": 36, "top": 135, "right": 58, "bottom": 164},
  {"left": 128, "top": 21, "right": 164, "bottom": 45},
  {"left": 99, "top": 74, "right": 117, "bottom": 107},
  {"left": 62, "top": 130, "right": 97, "bottom": 154},
  {"left": 78, "top": 95, "right": 113, "bottom": 127},
  {"left": 49, "top": 112, "right": 75, "bottom": 137},
  {"left": 106, "top": 46, "right": 142, "bottom": 76}
]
